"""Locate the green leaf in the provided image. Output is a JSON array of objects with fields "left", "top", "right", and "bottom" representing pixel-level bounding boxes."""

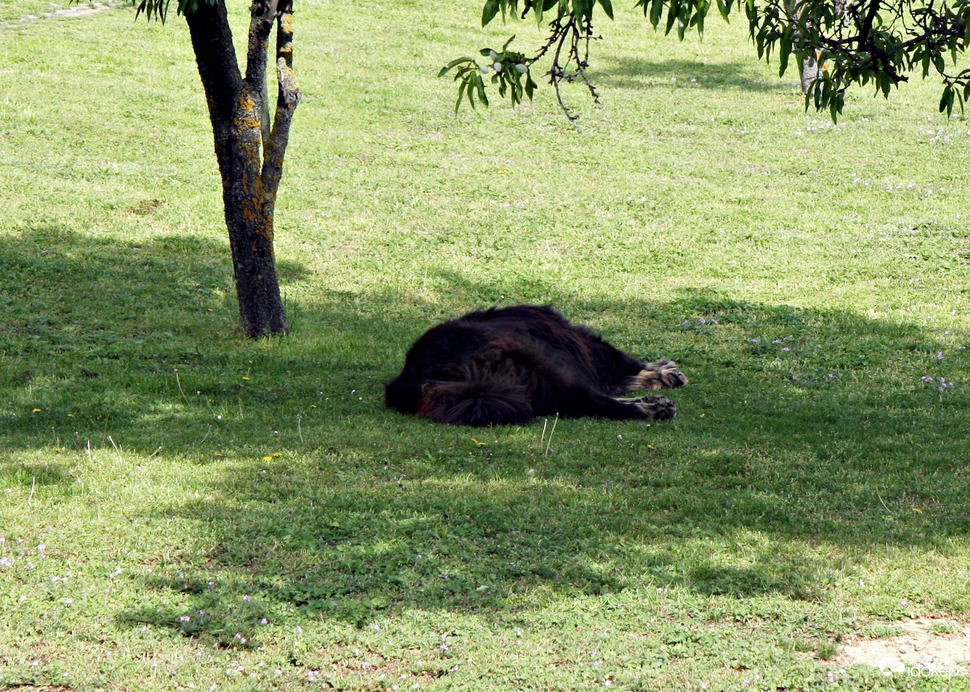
[
  {"left": 476, "top": 74, "right": 489, "bottom": 106},
  {"left": 677, "top": 2, "right": 690, "bottom": 39},
  {"left": 536, "top": 0, "right": 560, "bottom": 25},
  {"left": 691, "top": 0, "right": 709, "bottom": 34},
  {"left": 665, "top": 0, "right": 679, "bottom": 35},
  {"left": 829, "top": 89, "right": 843, "bottom": 122},
  {"left": 439, "top": 58, "right": 475, "bottom": 78},
  {"left": 455, "top": 79, "right": 468, "bottom": 114},
  {"left": 482, "top": 0, "right": 500, "bottom": 25},
  {"left": 137, "top": 0, "right": 175, "bottom": 21},
  {"left": 776, "top": 28, "right": 791, "bottom": 76},
  {"left": 597, "top": 0, "right": 614, "bottom": 20},
  {"left": 542, "top": 0, "right": 559, "bottom": 12},
  {"left": 525, "top": 72, "right": 537, "bottom": 100},
  {"left": 940, "top": 85, "right": 954, "bottom": 115}
]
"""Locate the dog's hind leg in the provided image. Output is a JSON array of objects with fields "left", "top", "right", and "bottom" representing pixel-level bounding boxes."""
[
  {"left": 551, "top": 389, "right": 677, "bottom": 421},
  {"left": 623, "top": 359, "right": 687, "bottom": 392}
]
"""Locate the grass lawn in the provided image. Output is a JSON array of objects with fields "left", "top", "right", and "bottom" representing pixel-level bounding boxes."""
[{"left": 1, "top": 0, "right": 970, "bottom": 688}]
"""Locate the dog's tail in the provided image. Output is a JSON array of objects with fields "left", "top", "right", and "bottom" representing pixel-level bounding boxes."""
[{"left": 417, "top": 364, "right": 534, "bottom": 426}]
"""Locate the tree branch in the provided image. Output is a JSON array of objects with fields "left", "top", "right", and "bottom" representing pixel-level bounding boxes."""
[
  {"left": 858, "top": 0, "right": 883, "bottom": 45},
  {"left": 184, "top": 0, "right": 244, "bottom": 170},
  {"left": 245, "top": 0, "right": 278, "bottom": 152},
  {"left": 261, "top": 0, "right": 300, "bottom": 199}
]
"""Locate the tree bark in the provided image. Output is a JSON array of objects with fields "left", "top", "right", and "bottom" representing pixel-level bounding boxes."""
[
  {"left": 800, "top": 49, "right": 822, "bottom": 95},
  {"left": 184, "top": 0, "right": 299, "bottom": 338}
]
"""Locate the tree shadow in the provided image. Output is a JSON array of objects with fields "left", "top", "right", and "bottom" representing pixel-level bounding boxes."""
[
  {"left": 127, "top": 277, "right": 969, "bottom": 642},
  {"left": 2, "top": 231, "right": 967, "bottom": 645},
  {"left": 592, "top": 56, "right": 791, "bottom": 94},
  {"left": 0, "top": 225, "right": 315, "bottom": 451}
]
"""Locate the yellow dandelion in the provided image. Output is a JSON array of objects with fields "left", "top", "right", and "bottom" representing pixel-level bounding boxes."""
[
  {"left": 262, "top": 456, "right": 272, "bottom": 462},
  {"left": 273, "top": 452, "right": 282, "bottom": 457},
  {"left": 913, "top": 507, "right": 923, "bottom": 514},
  {"left": 242, "top": 376, "right": 251, "bottom": 381},
  {"left": 32, "top": 408, "right": 41, "bottom": 413}
]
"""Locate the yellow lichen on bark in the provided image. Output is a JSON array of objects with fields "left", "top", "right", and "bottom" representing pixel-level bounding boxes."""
[{"left": 234, "top": 95, "right": 262, "bottom": 132}]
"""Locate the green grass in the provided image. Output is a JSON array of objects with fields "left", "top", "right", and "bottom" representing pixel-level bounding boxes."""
[{"left": 2, "top": 0, "right": 970, "bottom": 689}]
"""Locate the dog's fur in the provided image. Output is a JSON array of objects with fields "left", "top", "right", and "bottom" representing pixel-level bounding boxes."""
[{"left": 385, "top": 305, "right": 686, "bottom": 426}]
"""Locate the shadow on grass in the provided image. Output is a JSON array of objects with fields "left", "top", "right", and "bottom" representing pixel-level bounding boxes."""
[
  {"left": 2, "top": 230, "right": 968, "bottom": 643},
  {"left": 592, "top": 56, "right": 791, "bottom": 94},
  {"left": 125, "top": 282, "right": 968, "bottom": 641}
]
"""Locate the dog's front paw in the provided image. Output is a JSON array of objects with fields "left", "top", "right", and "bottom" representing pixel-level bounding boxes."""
[
  {"left": 650, "top": 359, "right": 687, "bottom": 389},
  {"left": 632, "top": 395, "right": 677, "bottom": 420},
  {"left": 626, "top": 360, "right": 687, "bottom": 391}
]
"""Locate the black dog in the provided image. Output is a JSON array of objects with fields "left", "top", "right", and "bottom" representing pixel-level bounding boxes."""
[{"left": 385, "top": 305, "right": 686, "bottom": 426}]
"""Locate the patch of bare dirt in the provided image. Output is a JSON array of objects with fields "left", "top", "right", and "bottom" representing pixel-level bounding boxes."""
[
  {"left": 128, "top": 198, "right": 164, "bottom": 215},
  {"left": 834, "top": 617, "right": 970, "bottom": 679},
  {"left": 2, "top": 2, "right": 116, "bottom": 28},
  {"left": 49, "top": 2, "right": 115, "bottom": 18}
]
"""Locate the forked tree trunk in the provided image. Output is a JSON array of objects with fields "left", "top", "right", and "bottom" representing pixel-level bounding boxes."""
[{"left": 184, "top": 0, "right": 299, "bottom": 338}]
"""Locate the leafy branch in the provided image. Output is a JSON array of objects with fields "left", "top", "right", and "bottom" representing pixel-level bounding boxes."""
[
  {"left": 440, "top": 0, "right": 613, "bottom": 128},
  {"left": 439, "top": 36, "right": 537, "bottom": 113},
  {"left": 444, "top": 0, "right": 970, "bottom": 123}
]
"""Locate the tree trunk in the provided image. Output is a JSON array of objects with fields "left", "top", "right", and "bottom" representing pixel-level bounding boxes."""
[
  {"left": 800, "top": 49, "right": 822, "bottom": 96},
  {"left": 184, "top": 0, "right": 299, "bottom": 338}
]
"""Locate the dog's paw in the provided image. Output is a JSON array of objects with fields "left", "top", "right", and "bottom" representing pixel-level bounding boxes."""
[
  {"left": 632, "top": 395, "right": 677, "bottom": 420},
  {"left": 625, "top": 360, "right": 687, "bottom": 391}
]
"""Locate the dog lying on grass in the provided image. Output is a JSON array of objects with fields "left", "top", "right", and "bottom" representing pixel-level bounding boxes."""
[{"left": 385, "top": 305, "right": 687, "bottom": 426}]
